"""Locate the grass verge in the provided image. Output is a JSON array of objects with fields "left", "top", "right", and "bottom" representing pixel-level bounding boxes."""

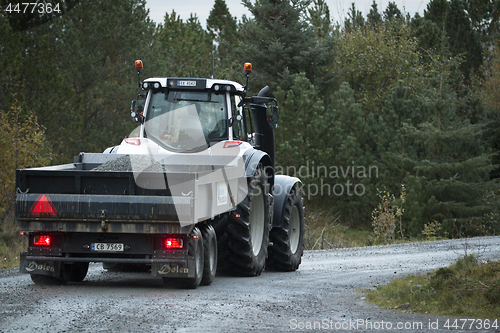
[
  {"left": 0, "top": 219, "right": 26, "bottom": 270},
  {"left": 366, "top": 255, "right": 500, "bottom": 319}
]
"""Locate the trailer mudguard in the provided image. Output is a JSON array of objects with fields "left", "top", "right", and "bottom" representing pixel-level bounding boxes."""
[{"left": 272, "top": 175, "right": 302, "bottom": 228}]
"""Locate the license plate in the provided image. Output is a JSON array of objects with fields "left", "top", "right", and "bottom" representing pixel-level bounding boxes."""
[{"left": 91, "top": 243, "right": 124, "bottom": 252}]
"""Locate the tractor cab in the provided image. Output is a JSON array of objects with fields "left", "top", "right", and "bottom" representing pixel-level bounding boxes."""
[{"left": 136, "top": 77, "right": 245, "bottom": 153}]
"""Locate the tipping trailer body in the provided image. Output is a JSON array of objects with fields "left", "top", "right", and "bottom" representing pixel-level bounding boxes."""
[{"left": 16, "top": 152, "right": 245, "bottom": 279}]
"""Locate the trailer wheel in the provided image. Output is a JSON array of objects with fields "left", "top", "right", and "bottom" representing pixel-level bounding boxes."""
[
  {"left": 267, "top": 185, "right": 305, "bottom": 271},
  {"left": 163, "top": 227, "right": 204, "bottom": 289},
  {"left": 30, "top": 274, "right": 65, "bottom": 285},
  {"left": 199, "top": 224, "right": 217, "bottom": 286},
  {"left": 61, "top": 262, "right": 89, "bottom": 282},
  {"left": 226, "top": 165, "right": 271, "bottom": 276}
]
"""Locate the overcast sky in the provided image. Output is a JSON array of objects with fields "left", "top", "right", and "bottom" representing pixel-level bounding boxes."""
[{"left": 145, "top": 0, "right": 431, "bottom": 28}]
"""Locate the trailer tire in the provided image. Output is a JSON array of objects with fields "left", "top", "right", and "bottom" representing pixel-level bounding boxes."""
[
  {"left": 61, "top": 262, "right": 89, "bottom": 282},
  {"left": 30, "top": 274, "right": 65, "bottom": 285},
  {"left": 267, "top": 185, "right": 304, "bottom": 271},
  {"left": 199, "top": 224, "right": 217, "bottom": 286},
  {"left": 226, "top": 165, "right": 271, "bottom": 276}
]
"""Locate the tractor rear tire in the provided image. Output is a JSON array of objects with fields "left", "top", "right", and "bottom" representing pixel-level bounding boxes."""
[
  {"left": 267, "top": 185, "right": 305, "bottom": 271},
  {"left": 225, "top": 165, "right": 272, "bottom": 276},
  {"left": 200, "top": 224, "right": 217, "bottom": 286}
]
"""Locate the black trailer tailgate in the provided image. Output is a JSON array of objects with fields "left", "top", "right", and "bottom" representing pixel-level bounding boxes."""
[{"left": 16, "top": 193, "right": 192, "bottom": 233}]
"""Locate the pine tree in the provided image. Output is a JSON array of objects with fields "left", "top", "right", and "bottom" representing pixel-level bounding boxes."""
[
  {"left": 307, "top": 0, "right": 332, "bottom": 38},
  {"left": 159, "top": 10, "right": 212, "bottom": 78},
  {"left": 274, "top": 74, "right": 321, "bottom": 173},
  {"left": 383, "top": 2, "right": 403, "bottom": 22},
  {"left": 367, "top": 1, "right": 382, "bottom": 27},
  {"left": 308, "top": 83, "right": 379, "bottom": 224},
  {"left": 344, "top": 3, "right": 365, "bottom": 32}
]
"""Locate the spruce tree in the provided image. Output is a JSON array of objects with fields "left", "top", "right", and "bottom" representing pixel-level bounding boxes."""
[
  {"left": 380, "top": 80, "right": 499, "bottom": 237},
  {"left": 207, "top": 0, "right": 238, "bottom": 78},
  {"left": 235, "top": 0, "right": 335, "bottom": 96},
  {"left": 417, "top": 0, "right": 483, "bottom": 85}
]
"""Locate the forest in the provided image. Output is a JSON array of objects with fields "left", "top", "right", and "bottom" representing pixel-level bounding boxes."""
[{"left": 1, "top": 0, "right": 500, "bottom": 246}]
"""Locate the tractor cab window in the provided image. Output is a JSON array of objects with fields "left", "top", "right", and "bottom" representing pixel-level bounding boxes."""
[
  {"left": 231, "top": 95, "right": 244, "bottom": 141},
  {"left": 144, "top": 90, "right": 228, "bottom": 152}
]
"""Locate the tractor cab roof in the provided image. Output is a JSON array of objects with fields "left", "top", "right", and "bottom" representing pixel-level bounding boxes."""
[{"left": 142, "top": 77, "right": 245, "bottom": 95}]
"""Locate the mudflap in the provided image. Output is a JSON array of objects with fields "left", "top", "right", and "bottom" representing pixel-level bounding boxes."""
[
  {"left": 151, "top": 260, "right": 195, "bottom": 278},
  {"left": 20, "top": 253, "right": 61, "bottom": 278}
]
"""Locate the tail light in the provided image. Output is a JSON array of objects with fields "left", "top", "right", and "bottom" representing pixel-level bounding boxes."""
[
  {"left": 164, "top": 237, "right": 183, "bottom": 250},
  {"left": 34, "top": 235, "right": 51, "bottom": 246}
]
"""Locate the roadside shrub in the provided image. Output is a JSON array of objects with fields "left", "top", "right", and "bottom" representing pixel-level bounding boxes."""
[
  {"left": 422, "top": 221, "right": 442, "bottom": 240},
  {"left": 0, "top": 104, "right": 51, "bottom": 214},
  {"left": 486, "top": 283, "right": 500, "bottom": 304},
  {"left": 371, "top": 186, "right": 405, "bottom": 244},
  {"left": 0, "top": 103, "right": 51, "bottom": 269}
]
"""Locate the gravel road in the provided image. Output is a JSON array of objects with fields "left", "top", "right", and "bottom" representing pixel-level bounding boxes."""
[{"left": 1, "top": 236, "right": 499, "bottom": 333}]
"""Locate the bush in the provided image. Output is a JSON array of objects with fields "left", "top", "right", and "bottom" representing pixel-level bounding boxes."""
[{"left": 0, "top": 103, "right": 51, "bottom": 269}]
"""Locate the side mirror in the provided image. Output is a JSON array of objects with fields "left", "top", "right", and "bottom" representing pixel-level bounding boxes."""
[
  {"left": 267, "top": 105, "right": 279, "bottom": 129},
  {"left": 130, "top": 100, "right": 145, "bottom": 123}
]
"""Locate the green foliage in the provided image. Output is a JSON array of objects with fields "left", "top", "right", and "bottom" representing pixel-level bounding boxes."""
[
  {"left": 335, "top": 22, "right": 431, "bottom": 112},
  {"left": 0, "top": 0, "right": 156, "bottom": 162},
  {"left": 383, "top": 2, "right": 403, "bottom": 22},
  {"left": 344, "top": 3, "right": 365, "bottom": 32},
  {"left": 367, "top": 255, "right": 500, "bottom": 318},
  {"left": 207, "top": 0, "right": 239, "bottom": 79},
  {"left": 307, "top": 0, "right": 332, "bottom": 38},
  {"left": 275, "top": 74, "right": 321, "bottom": 171},
  {"left": 415, "top": 0, "right": 484, "bottom": 85},
  {"left": 479, "top": 40, "right": 500, "bottom": 178},
  {"left": 0, "top": 104, "right": 51, "bottom": 214},
  {"left": 158, "top": 10, "right": 212, "bottom": 78},
  {"left": 371, "top": 186, "right": 405, "bottom": 244},
  {"left": 402, "top": 77, "right": 498, "bottom": 237},
  {"left": 1, "top": 0, "right": 499, "bottom": 243},
  {"left": 235, "top": 0, "right": 336, "bottom": 96},
  {"left": 0, "top": 103, "right": 50, "bottom": 269},
  {"left": 366, "top": 1, "right": 382, "bottom": 27},
  {"left": 422, "top": 221, "right": 443, "bottom": 240}
]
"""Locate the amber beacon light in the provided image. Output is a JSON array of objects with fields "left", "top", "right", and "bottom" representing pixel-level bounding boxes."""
[
  {"left": 244, "top": 63, "right": 252, "bottom": 74},
  {"left": 135, "top": 60, "right": 143, "bottom": 71}
]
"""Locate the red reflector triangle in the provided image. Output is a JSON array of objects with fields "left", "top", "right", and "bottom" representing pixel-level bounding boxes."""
[{"left": 30, "top": 194, "right": 57, "bottom": 217}]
